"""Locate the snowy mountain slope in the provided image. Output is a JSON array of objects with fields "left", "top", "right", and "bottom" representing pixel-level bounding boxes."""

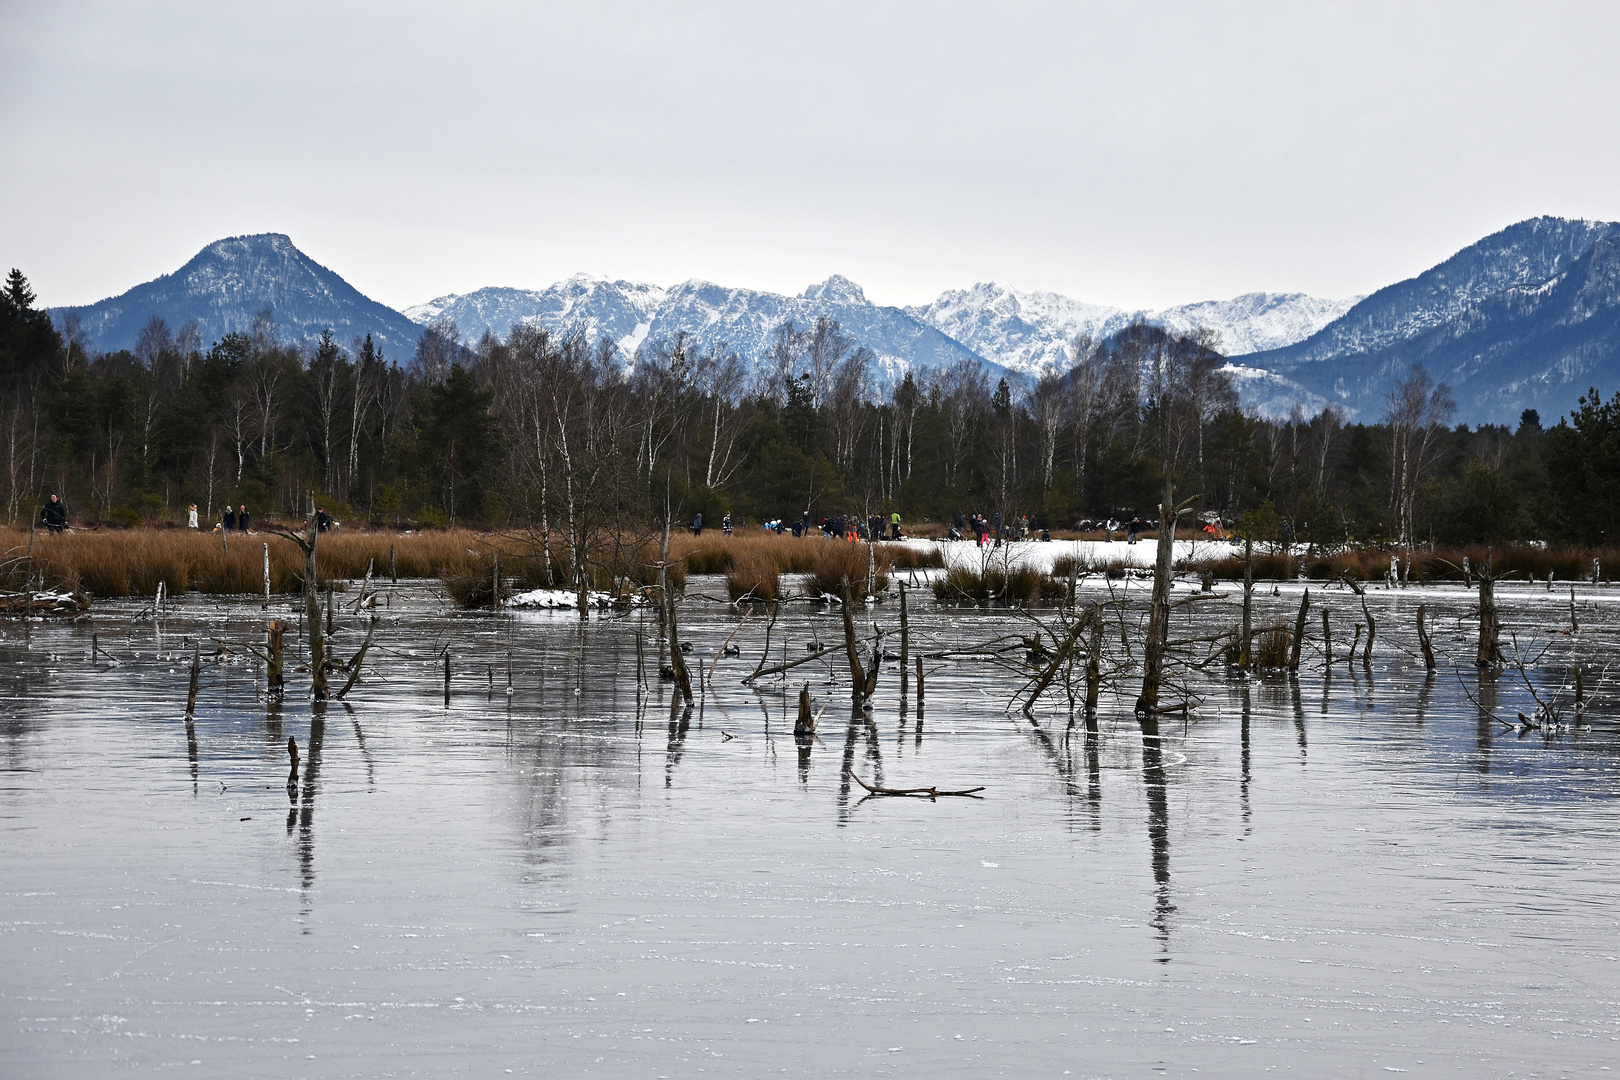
[
  {"left": 1152, "top": 292, "right": 1360, "bottom": 356},
  {"left": 1293, "top": 231, "right": 1620, "bottom": 424},
  {"left": 903, "top": 284, "right": 1123, "bottom": 373},
  {"left": 645, "top": 275, "right": 989, "bottom": 383},
  {"left": 1249, "top": 216, "right": 1620, "bottom": 374},
  {"left": 905, "top": 283, "right": 1355, "bottom": 373},
  {"left": 409, "top": 273, "right": 993, "bottom": 384},
  {"left": 51, "top": 234, "right": 423, "bottom": 357},
  {"left": 404, "top": 275, "right": 666, "bottom": 356},
  {"left": 1219, "top": 363, "right": 1331, "bottom": 420}
]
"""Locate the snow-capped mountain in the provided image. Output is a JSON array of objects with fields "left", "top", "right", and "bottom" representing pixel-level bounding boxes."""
[
  {"left": 1151, "top": 293, "right": 1361, "bottom": 356},
  {"left": 1245, "top": 216, "right": 1620, "bottom": 423},
  {"left": 905, "top": 283, "right": 1356, "bottom": 373},
  {"left": 902, "top": 284, "right": 1121, "bottom": 373},
  {"left": 53, "top": 218, "right": 1620, "bottom": 426},
  {"left": 410, "top": 273, "right": 991, "bottom": 384},
  {"left": 404, "top": 275, "right": 667, "bottom": 357},
  {"left": 51, "top": 233, "right": 423, "bottom": 357}
]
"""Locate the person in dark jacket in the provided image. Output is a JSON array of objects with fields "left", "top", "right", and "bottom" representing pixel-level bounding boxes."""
[
  {"left": 42, "top": 494, "right": 67, "bottom": 534},
  {"left": 223, "top": 505, "right": 236, "bottom": 532},
  {"left": 1127, "top": 516, "right": 1142, "bottom": 544},
  {"left": 691, "top": 512, "right": 703, "bottom": 537},
  {"left": 315, "top": 507, "right": 332, "bottom": 532},
  {"left": 237, "top": 505, "right": 251, "bottom": 533}
]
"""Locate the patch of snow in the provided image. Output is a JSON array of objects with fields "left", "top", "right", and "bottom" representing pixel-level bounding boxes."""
[{"left": 506, "top": 588, "right": 615, "bottom": 610}]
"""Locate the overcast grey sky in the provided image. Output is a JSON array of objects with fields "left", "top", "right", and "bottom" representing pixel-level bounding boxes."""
[{"left": 4, "top": 2, "right": 1619, "bottom": 312}]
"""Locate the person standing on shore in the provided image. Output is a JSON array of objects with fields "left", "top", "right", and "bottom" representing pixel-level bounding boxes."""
[
  {"left": 238, "top": 505, "right": 250, "bottom": 533},
  {"left": 223, "top": 505, "right": 236, "bottom": 532},
  {"left": 187, "top": 504, "right": 199, "bottom": 529},
  {"left": 42, "top": 494, "right": 67, "bottom": 534},
  {"left": 890, "top": 511, "right": 901, "bottom": 540}
]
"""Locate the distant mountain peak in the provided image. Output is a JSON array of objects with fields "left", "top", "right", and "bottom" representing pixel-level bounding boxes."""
[
  {"left": 51, "top": 233, "right": 422, "bottom": 357},
  {"left": 801, "top": 275, "right": 868, "bottom": 306}
]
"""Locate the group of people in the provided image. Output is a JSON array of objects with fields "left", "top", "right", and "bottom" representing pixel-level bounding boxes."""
[
  {"left": 698, "top": 510, "right": 904, "bottom": 542},
  {"left": 181, "top": 503, "right": 253, "bottom": 533},
  {"left": 815, "top": 513, "right": 902, "bottom": 542},
  {"left": 36, "top": 494, "right": 338, "bottom": 534}
]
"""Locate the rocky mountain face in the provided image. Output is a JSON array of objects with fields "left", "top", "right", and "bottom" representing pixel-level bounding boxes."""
[
  {"left": 904, "top": 284, "right": 1356, "bottom": 373},
  {"left": 1243, "top": 216, "right": 1620, "bottom": 422},
  {"left": 1288, "top": 230, "right": 1620, "bottom": 423},
  {"left": 405, "top": 275, "right": 667, "bottom": 357},
  {"left": 51, "top": 234, "right": 424, "bottom": 358}
]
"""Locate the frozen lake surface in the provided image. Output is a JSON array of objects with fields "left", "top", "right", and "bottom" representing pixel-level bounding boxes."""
[{"left": 4, "top": 574, "right": 1620, "bottom": 1078}]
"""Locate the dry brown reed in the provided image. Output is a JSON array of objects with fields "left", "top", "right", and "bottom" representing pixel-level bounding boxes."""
[
  {"left": 725, "top": 551, "right": 782, "bottom": 602},
  {"left": 931, "top": 565, "right": 1065, "bottom": 606},
  {"left": 803, "top": 542, "right": 892, "bottom": 597},
  {"left": 1200, "top": 551, "right": 1301, "bottom": 580},
  {"left": 1, "top": 527, "right": 525, "bottom": 599},
  {"left": 1195, "top": 543, "right": 1620, "bottom": 584},
  {"left": 1254, "top": 622, "right": 1293, "bottom": 667}
]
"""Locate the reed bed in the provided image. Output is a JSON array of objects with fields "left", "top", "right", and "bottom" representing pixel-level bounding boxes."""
[
  {"left": 1195, "top": 543, "right": 1620, "bottom": 584},
  {"left": 668, "top": 532, "right": 941, "bottom": 576},
  {"left": 725, "top": 552, "right": 782, "bottom": 603},
  {"left": 1, "top": 527, "right": 525, "bottom": 599},
  {"left": 3, "top": 525, "right": 953, "bottom": 604},
  {"left": 1254, "top": 621, "right": 1293, "bottom": 667},
  {"left": 1198, "top": 552, "right": 1302, "bottom": 580},
  {"left": 931, "top": 565, "right": 1067, "bottom": 606},
  {"left": 802, "top": 542, "right": 892, "bottom": 597}
]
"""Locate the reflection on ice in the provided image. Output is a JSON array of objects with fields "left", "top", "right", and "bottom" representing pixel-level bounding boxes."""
[{"left": 5, "top": 577, "right": 1620, "bottom": 1077}]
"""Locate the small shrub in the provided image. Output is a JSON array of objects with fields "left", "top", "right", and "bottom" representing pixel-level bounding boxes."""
[
  {"left": 725, "top": 552, "right": 780, "bottom": 602},
  {"left": 805, "top": 542, "right": 890, "bottom": 597}
]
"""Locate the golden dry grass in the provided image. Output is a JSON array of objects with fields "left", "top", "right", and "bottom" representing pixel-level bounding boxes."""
[
  {"left": 1, "top": 525, "right": 949, "bottom": 603},
  {"left": 0, "top": 527, "right": 518, "bottom": 599}
]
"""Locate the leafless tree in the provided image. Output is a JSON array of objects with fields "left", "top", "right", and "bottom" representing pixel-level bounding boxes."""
[{"left": 1383, "top": 364, "right": 1455, "bottom": 545}]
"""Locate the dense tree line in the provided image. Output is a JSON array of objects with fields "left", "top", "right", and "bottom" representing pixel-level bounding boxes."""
[{"left": 4, "top": 267, "right": 1618, "bottom": 548}]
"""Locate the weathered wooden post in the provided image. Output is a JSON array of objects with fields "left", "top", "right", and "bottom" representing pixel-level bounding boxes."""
[
  {"left": 325, "top": 582, "right": 335, "bottom": 637},
  {"left": 492, "top": 552, "right": 501, "bottom": 609},
  {"left": 1137, "top": 483, "right": 1191, "bottom": 732},
  {"left": 1288, "top": 588, "right": 1310, "bottom": 672},
  {"left": 443, "top": 649, "right": 451, "bottom": 706},
  {"left": 1570, "top": 586, "right": 1579, "bottom": 633},
  {"left": 898, "top": 582, "right": 909, "bottom": 695},
  {"left": 1416, "top": 604, "right": 1436, "bottom": 670},
  {"left": 267, "top": 620, "right": 286, "bottom": 699},
  {"left": 389, "top": 543, "right": 397, "bottom": 584},
  {"left": 915, "top": 656, "right": 925, "bottom": 717},
  {"left": 1476, "top": 551, "right": 1502, "bottom": 667},
  {"left": 1321, "top": 607, "right": 1332, "bottom": 671},
  {"left": 304, "top": 510, "right": 327, "bottom": 702},
  {"left": 185, "top": 643, "right": 201, "bottom": 717},
  {"left": 794, "top": 682, "right": 815, "bottom": 735},
  {"left": 665, "top": 578, "right": 693, "bottom": 704},
  {"left": 287, "top": 736, "right": 299, "bottom": 790},
  {"left": 1240, "top": 537, "right": 1254, "bottom": 668},
  {"left": 838, "top": 579, "right": 876, "bottom": 709},
  {"left": 262, "top": 543, "right": 271, "bottom": 609},
  {"left": 1084, "top": 601, "right": 1104, "bottom": 730}
]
